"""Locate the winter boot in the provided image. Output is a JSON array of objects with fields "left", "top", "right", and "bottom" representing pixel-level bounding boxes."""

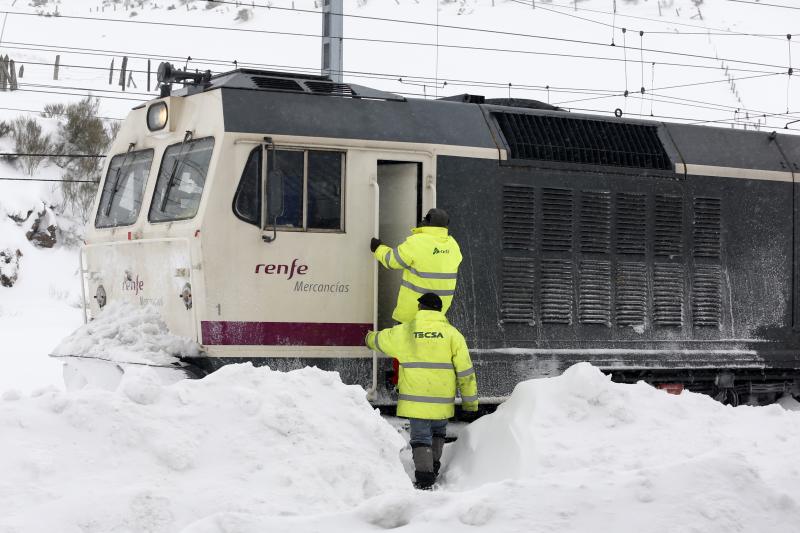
[
  {"left": 432, "top": 436, "right": 445, "bottom": 478},
  {"left": 411, "top": 444, "right": 435, "bottom": 490}
]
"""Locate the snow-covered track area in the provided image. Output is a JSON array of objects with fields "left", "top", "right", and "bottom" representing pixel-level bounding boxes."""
[{"left": 1, "top": 362, "right": 799, "bottom": 533}]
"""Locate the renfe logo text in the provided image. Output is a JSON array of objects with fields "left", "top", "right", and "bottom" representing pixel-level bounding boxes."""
[
  {"left": 122, "top": 274, "right": 144, "bottom": 296},
  {"left": 255, "top": 259, "right": 309, "bottom": 280}
]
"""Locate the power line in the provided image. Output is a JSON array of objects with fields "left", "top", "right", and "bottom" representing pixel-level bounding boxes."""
[
  {"left": 0, "top": 152, "right": 105, "bottom": 158},
  {"left": 727, "top": 0, "right": 800, "bottom": 10},
  {"left": 9, "top": 48, "right": 800, "bottom": 128},
  {"left": 209, "top": 0, "right": 792, "bottom": 41},
  {"left": 0, "top": 177, "right": 99, "bottom": 183},
  {"left": 4, "top": 37, "right": 783, "bottom": 78},
  {"left": 0, "top": 10, "right": 791, "bottom": 72},
  {"left": 0, "top": 105, "right": 123, "bottom": 121}
]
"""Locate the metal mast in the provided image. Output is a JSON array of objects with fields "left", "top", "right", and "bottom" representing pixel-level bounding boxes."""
[{"left": 321, "top": 0, "right": 343, "bottom": 83}]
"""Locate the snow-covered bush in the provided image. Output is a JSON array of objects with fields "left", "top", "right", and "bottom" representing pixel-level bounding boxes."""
[
  {"left": 50, "top": 97, "right": 116, "bottom": 222},
  {"left": 10, "top": 116, "right": 51, "bottom": 176}
]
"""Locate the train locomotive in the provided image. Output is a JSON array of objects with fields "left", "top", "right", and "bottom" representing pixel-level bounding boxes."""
[{"left": 78, "top": 62, "right": 800, "bottom": 405}]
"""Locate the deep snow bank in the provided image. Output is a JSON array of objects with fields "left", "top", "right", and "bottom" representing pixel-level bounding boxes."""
[
  {"left": 437, "top": 363, "right": 800, "bottom": 531},
  {"left": 0, "top": 364, "right": 408, "bottom": 533},
  {"left": 176, "top": 364, "right": 800, "bottom": 533}
]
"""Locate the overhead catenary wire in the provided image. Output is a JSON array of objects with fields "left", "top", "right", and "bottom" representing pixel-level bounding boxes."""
[
  {"left": 206, "top": 0, "right": 794, "bottom": 41},
  {"left": 0, "top": 10, "right": 792, "bottom": 73},
  {"left": 9, "top": 38, "right": 788, "bottom": 115},
  {"left": 10, "top": 58, "right": 800, "bottom": 130},
  {"left": 0, "top": 177, "right": 100, "bottom": 183},
  {"left": 727, "top": 0, "right": 800, "bottom": 11},
  {"left": 0, "top": 105, "right": 123, "bottom": 121}
]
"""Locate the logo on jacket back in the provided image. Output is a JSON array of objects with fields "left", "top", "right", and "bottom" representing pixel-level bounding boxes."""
[
  {"left": 432, "top": 247, "right": 450, "bottom": 255},
  {"left": 414, "top": 331, "right": 444, "bottom": 339}
]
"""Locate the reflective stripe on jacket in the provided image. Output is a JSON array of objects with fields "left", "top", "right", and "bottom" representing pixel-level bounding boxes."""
[
  {"left": 374, "top": 226, "right": 462, "bottom": 323},
  {"left": 365, "top": 309, "right": 478, "bottom": 419}
]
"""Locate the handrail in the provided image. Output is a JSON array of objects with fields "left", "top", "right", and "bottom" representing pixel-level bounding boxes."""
[
  {"left": 78, "top": 245, "right": 88, "bottom": 324},
  {"left": 366, "top": 175, "right": 380, "bottom": 401}
]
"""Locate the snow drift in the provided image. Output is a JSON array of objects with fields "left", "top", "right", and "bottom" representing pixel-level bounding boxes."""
[
  {"left": 0, "top": 364, "right": 409, "bottom": 533},
  {"left": 50, "top": 301, "right": 202, "bottom": 390},
  {"left": 5, "top": 361, "right": 796, "bottom": 533}
]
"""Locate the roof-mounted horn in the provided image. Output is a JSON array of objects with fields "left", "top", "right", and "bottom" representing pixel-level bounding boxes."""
[{"left": 157, "top": 62, "right": 212, "bottom": 97}]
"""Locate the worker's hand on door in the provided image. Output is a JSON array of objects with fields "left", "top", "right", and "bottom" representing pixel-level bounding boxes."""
[{"left": 370, "top": 238, "right": 383, "bottom": 252}]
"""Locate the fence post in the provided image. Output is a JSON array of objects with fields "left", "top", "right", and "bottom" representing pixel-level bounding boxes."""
[
  {"left": 119, "top": 56, "right": 127, "bottom": 91},
  {"left": 109, "top": 58, "right": 114, "bottom": 85},
  {"left": 53, "top": 54, "right": 60, "bottom": 80},
  {"left": 9, "top": 59, "right": 17, "bottom": 90},
  {"left": 0, "top": 56, "right": 8, "bottom": 91}
]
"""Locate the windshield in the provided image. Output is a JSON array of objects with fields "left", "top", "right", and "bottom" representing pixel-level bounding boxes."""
[
  {"left": 148, "top": 137, "right": 214, "bottom": 223},
  {"left": 94, "top": 149, "right": 154, "bottom": 229}
]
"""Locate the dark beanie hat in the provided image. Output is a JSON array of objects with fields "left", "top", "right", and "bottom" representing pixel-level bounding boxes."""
[
  {"left": 418, "top": 292, "right": 443, "bottom": 311},
  {"left": 421, "top": 208, "right": 449, "bottom": 228}
]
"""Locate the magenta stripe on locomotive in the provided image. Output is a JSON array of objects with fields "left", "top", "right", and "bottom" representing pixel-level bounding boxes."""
[{"left": 201, "top": 321, "right": 373, "bottom": 346}]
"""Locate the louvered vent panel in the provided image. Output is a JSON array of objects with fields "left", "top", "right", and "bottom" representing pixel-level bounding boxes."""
[
  {"left": 541, "top": 188, "right": 573, "bottom": 252},
  {"left": 501, "top": 257, "right": 535, "bottom": 325},
  {"left": 494, "top": 113, "right": 672, "bottom": 170},
  {"left": 578, "top": 260, "right": 611, "bottom": 326},
  {"left": 653, "top": 263, "right": 684, "bottom": 327},
  {"left": 540, "top": 259, "right": 573, "bottom": 324},
  {"left": 503, "top": 185, "right": 535, "bottom": 250},
  {"left": 692, "top": 265, "right": 721, "bottom": 327},
  {"left": 616, "top": 192, "right": 647, "bottom": 255},
  {"left": 693, "top": 197, "right": 721, "bottom": 259},
  {"left": 305, "top": 81, "right": 355, "bottom": 96},
  {"left": 615, "top": 262, "right": 647, "bottom": 327},
  {"left": 580, "top": 191, "right": 611, "bottom": 254},
  {"left": 654, "top": 195, "right": 684, "bottom": 257},
  {"left": 251, "top": 77, "right": 304, "bottom": 92}
]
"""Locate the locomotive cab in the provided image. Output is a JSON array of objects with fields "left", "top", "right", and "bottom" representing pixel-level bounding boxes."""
[{"left": 80, "top": 65, "right": 489, "bottom": 402}]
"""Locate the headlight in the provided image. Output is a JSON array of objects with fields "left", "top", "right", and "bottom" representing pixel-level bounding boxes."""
[{"left": 147, "top": 102, "right": 168, "bottom": 131}]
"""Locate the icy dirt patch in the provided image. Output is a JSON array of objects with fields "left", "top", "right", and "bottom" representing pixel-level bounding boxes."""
[
  {"left": 52, "top": 301, "right": 201, "bottom": 367},
  {"left": 0, "top": 364, "right": 409, "bottom": 533}
]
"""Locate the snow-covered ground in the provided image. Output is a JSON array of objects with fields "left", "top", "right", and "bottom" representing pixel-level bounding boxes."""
[{"left": 1, "top": 361, "right": 799, "bottom": 532}]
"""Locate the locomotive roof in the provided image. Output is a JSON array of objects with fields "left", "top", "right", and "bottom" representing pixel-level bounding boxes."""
[{"left": 167, "top": 68, "right": 800, "bottom": 174}]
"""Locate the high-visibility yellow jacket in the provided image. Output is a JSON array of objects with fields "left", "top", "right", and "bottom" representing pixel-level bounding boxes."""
[
  {"left": 366, "top": 309, "right": 478, "bottom": 420},
  {"left": 374, "top": 226, "right": 462, "bottom": 323}
]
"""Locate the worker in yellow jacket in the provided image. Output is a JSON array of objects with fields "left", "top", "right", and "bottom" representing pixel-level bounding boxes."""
[
  {"left": 366, "top": 293, "right": 479, "bottom": 490},
  {"left": 370, "top": 208, "right": 462, "bottom": 324}
]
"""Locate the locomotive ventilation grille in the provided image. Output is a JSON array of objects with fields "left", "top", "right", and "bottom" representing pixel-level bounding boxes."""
[
  {"left": 493, "top": 113, "right": 672, "bottom": 170},
  {"left": 500, "top": 185, "right": 723, "bottom": 331},
  {"left": 250, "top": 76, "right": 357, "bottom": 97}
]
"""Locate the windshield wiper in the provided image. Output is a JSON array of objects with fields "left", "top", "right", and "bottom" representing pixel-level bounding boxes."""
[
  {"left": 103, "top": 143, "right": 136, "bottom": 217},
  {"left": 160, "top": 131, "right": 193, "bottom": 212}
]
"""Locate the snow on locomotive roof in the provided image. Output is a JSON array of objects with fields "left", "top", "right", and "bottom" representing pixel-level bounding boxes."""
[{"left": 173, "top": 67, "right": 406, "bottom": 102}]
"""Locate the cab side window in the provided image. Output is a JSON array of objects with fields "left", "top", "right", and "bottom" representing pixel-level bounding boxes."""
[
  {"left": 266, "top": 148, "right": 344, "bottom": 232},
  {"left": 272, "top": 149, "right": 304, "bottom": 228},
  {"left": 233, "top": 147, "right": 261, "bottom": 226}
]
